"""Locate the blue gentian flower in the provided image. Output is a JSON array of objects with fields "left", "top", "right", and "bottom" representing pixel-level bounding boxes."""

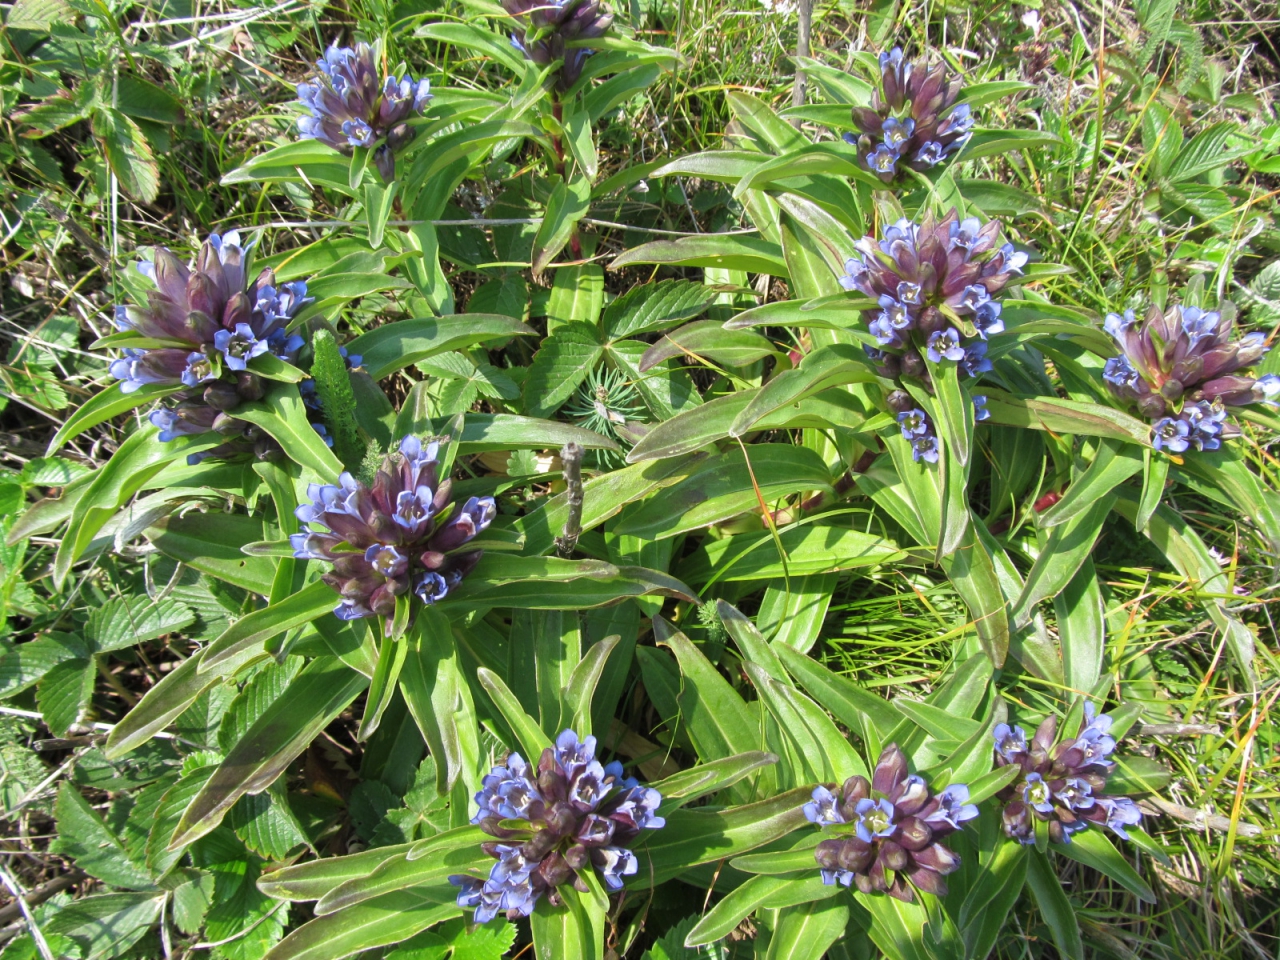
[
  {"left": 837, "top": 209, "right": 1026, "bottom": 397},
  {"left": 994, "top": 704, "right": 1144, "bottom": 845},
  {"left": 972, "top": 395, "right": 991, "bottom": 421},
  {"left": 501, "top": 0, "right": 614, "bottom": 89},
  {"left": 107, "top": 230, "right": 315, "bottom": 459},
  {"left": 1100, "top": 295, "right": 1275, "bottom": 451},
  {"left": 296, "top": 41, "right": 434, "bottom": 180},
  {"left": 452, "top": 729, "right": 663, "bottom": 921},
  {"left": 847, "top": 48, "right": 972, "bottom": 182},
  {"left": 806, "top": 744, "right": 975, "bottom": 902},
  {"left": 291, "top": 435, "right": 493, "bottom": 624}
]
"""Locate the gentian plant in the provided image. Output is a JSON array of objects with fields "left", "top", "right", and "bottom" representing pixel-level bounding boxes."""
[
  {"left": 501, "top": 0, "right": 615, "bottom": 89},
  {"left": 803, "top": 744, "right": 977, "bottom": 900},
  {"left": 109, "top": 230, "right": 310, "bottom": 460},
  {"left": 1101, "top": 298, "right": 1279, "bottom": 453},
  {"left": 296, "top": 41, "right": 433, "bottom": 180},
  {"left": 993, "top": 705, "right": 1144, "bottom": 845},
  {"left": 451, "top": 729, "right": 664, "bottom": 921},
  {"left": 292, "top": 435, "right": 495, "bottom": 622},
  {"left": 844, "top": 47, "right": 975, "bottom": 181}
]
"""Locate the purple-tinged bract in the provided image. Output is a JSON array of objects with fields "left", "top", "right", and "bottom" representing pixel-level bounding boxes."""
[
  {"left": 1100, "top": 299, "right": 1277, "bottom": 454},
  {"left": 842, "top": 47, "right": 974, "bottom": 183},
  {"left": 803, "top": 743, "right": 976, "bottom": 902},
  {"left": 292, "top": 436, "right": 494, "bottom": 622},
  {"left": 993, "top": 703, "right": 1142, "bottom": 844},
  {"left": 296, "top": 42, "right": 433, "bottom": 179},
  {"left": 501, "top": 0, "right": 614, "bottom": 89},
  {"left": 450, "top": 730, "right": 664, "bottom": 922}
]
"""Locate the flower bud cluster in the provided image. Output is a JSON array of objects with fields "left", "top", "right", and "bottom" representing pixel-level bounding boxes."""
[
  {"left": 291, "top": 436, "right": 495, "bottom": 622},
  {"left": 450, "top": 730, "right": 664, "bottom": 922},
  {"left": 843, "top": 48, "right": 975, "bottom": 182},
  {"left": 108, "top": 231, "right": 312, "bottom": 463},
  {"left": 1101, "top": 302, "right": 1278, "bottom": 454},
  {"left": 993, "top": 704, "right": 1142, "bottom": 845},
  {"left": 501, "top": 0, "right": 614, "bottom": 89},
  {"left": 803, "top": 744, "right": 977, "bottom": 902},
  {"left": 297, "top": 42, "right": 433, "bottom": 180}
]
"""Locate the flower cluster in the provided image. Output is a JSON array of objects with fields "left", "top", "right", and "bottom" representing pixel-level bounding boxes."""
[
  {"left": 1101, "top": 302, "right": 1278, "bottom": 454},
  {"left": 451, "top": 730, "right": 664, "bottom": 922},
  {"left": 843, "top": 48, "right": 975, "bottom": 182},
  {"left": 297, "top": 42, "right": 433, "bottom": 180},
  {"left": 993, "top": 705, "right": 1143, "bottom": 845},
  {"left": 501, "top": 0, "right": 614, "bottom": 89},
  {"left": 109, "top": 231, "right": 312, "bottom": 462},
  {"left": 803, "top": 744, "right": 977, "bottom": 902},
  {"left": 840, "top": 210, "right": 1025, "bottom": 386},
  {"left": 291, "top": 436, "right": 494, "bottom": 622}
]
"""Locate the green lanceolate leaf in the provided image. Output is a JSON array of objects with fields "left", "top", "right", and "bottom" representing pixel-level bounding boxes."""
[
  {"left": 168, "top": 657, "right": 368, "bottom": 849},
  {"left": 639, "top": 320, "right": 779, "bottom": 371},
  {"left": 477, "top": 667, "right": 554, "bottom": 760},
  {"left": 685, "top": 874, "right": 836, "bottom": 947},
  {"left": 1011, "top": 496, "right": 1115, "bottom": 629},
  {"left": 730, "top": 343, "right": 880, "bottom": 437},
  {"left": 1053, "top": 827, "right": 1156, "bottom": 903},
  {"left": 615, "top": 445, "right": 832, "bottom": 540},
  {"left": 259, "top": 844, "right": 415, "bottom": 902},
  {"left": 1039, "top": 439, "right": 1143, "bottom": 528},
  {"left": 649, "top": 751, "right": 778, "bottom": 808},
  {"left": 199, "top": 580, "right": 335, "bottom": 671},
  {"left": 401, "top": 607, "right": 481, "bottom": 795},
  {"left": 765, "top": 897, "right": 851, "bottom": 960},
  {"left": 1025, "top": 848, "right": 1084, "bottom": 960},
  {"left": 532, "top": 176, "right": 592, "bottom": 276},
  {"left": 264, "top": 886, "right": 461, "bottom": 960},
  {"left": 348, "top": 315, "right": 537, "bottom": 381},
  {"left": 611, "top": 234, "right": 788, "bottom": 276},
  {"left": 981, "top": 391, "right": 1150, "bottom": 444}
]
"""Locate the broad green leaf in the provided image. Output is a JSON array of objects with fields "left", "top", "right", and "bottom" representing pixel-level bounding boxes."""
[
  {"left": 1166, "top": 122, "right": 1255, "bottom": 182},
  {"left": 611, "top": 235, "right": 788, "bottom": 276},
  {"left": 758, "top": 574, "right": 838, "bottom": 653},
  {"left": 765, "top": 897, "right": 850, "bottom": 960},
  {"left": 1054, "top": 827, "right": 1156, "bottom": 902},
  {"left": 87, "top": 596, "right": 195, "bottom": 653},
  {"left": 43, "top": 891, "right": 164, "bottom": 960},
  {"left": 954, "top": 128, "right": 1063, "bottom": 162},
  {"left": 775, "top": 644, "right": 900, "bottom": 747},
  {"left": 401, "top": 608, "right": 481, "bottom": 795},
  {"left": 725, "top": 91, "right": 808, "bottom": 151},
  {"left": 981, "top": 391, "right": 1150, "bottom": 444},
  {"left": 650, "top": 149, "right": 767, "bottom": 183},
  {"left": 476, "top": 667, "right": 554, "bottom": 760},
  {"left": 449, "top": 565, "right": 695, "bottom": 610},
  {"left": 347, "top": 315, "right": 537, "bottom": 381},
  {"left": 93, "top": 107, "right": 159, "bottom": 202},
  {"left": 38, "top": 657, "right": 93, "bottom": 738},
  {"left": 729, "top": 343, "right": 879, "bottom": 437},
  {"left": 145, "top": 512, "right": 275, "bottom": 594},
  {"left": 1055, "top": 560, "right": 1105, "bottom": 695},
  {"left": 634, "top": 787, "right": 812, "bottom": 886},
  {"left": 0, "top": 631, "right": 88, "bottom": 698},
  {"left": 314, "top": 830, "right": 488, "bottom": 915},
  {"left": 648, "top": 751, "right": 778, "bottom": 808},
  {"left": 749, "top": 667, "right": 867, "bottom": 782},
  {"left": 516, "top": 455, "right": 704, "bottom": 556},
  {"left": 53, "top": 426, "right": 219, "bottom": 587},
  {"left": 614, "top": 445, "right": 833, "bottom": 540},
  {"left": 522, "top": 322, "right": 604, "bottom": 418},
  {"left": 602, "top": 280, "right": 717, "bottom": 340},
  {"left": 45, "top": 381, "right": 180, "bottom": 453},
  {"left": 104, "top": 646, "right": 262, "bottom": 759},
  {"left": 233, "top": 387, "right": 343, "bottom": 482},
  {"left": 1011, "top": 496, "right": 1115, "bottom": 629},
  {"left": 169, "top": 657, "right": 368, "bottom": 849},
  {"left": 264, "top": 886, "right": 461, "bottom": 960},
  {"left": 685, "top": 875, "right": 834, "bottom": 947},
  {"left": 1026, "top": 848, "right": 1084, "bottom": 960},
  {"left": 546, "top": 264, "right": 604, "bottom": 332},
  {"left": 222, "top": 140, "right": 353, "bottom": 192},
  {"left": 654, "top": 618, "right": 763, "bottom": 767},
  {"left": 52, "top": 781, "right": 153, "bottom": 888},
  {"left": 639, "top": 320, "right": 779, "bottom": 370},
  {"left": 1136, "top": 448, "right": 1169, "bottom": 534},
  {"left": 734, "top": 141, "right": 886, "bottom": 195},
  {"left": 259, "top": 844, "right": 414, "bottom": 902}
]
